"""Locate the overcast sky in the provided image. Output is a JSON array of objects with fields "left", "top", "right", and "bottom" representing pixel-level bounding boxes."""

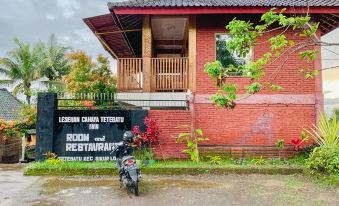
[
  {"left": 0, "top": 0, "right": 338, "bottom": 113},
  {"left": 0, "top": 0, "right": 119, "bottom": 69}
]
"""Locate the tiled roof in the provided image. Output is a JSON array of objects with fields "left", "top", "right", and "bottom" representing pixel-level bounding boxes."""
[
  {"left": 0, "top": 89, "right": 22, "bottom": 121},
  {"left": 108, "top": 0, "right": 339, "bottom": 8}
]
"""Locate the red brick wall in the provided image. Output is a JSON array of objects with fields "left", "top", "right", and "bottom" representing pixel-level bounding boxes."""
[
  {"left": 192, "top": 16, "right": 320, "bottom": 153},
  {"left": 148, "top": 15, "right": 322, "bottom": 158},
  {"left": 148, "top": 110, "right": 191, "bottom": 159},
  {"left": 196, "top": 23, "right": 317, "bottom": 94},
  {"left": 194, "top": 104, "right": 315, "bottom": 147}
]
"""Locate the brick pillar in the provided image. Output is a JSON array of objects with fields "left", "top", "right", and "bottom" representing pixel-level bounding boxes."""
[{"left": 36, "top": 93, "right": 57, "bottom": 161}]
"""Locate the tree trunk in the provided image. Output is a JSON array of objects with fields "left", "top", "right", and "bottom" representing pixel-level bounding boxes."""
[{"left": 26, "top": 95, "right": 31, "bottom": 105}]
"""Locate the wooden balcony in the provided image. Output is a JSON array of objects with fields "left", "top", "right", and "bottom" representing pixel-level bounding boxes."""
[
  {"left": 117, "top": 57, "right": 189, "bottom": 92},
  {"left": 117, "top": 58, "right": 143, "bottom": 91}
]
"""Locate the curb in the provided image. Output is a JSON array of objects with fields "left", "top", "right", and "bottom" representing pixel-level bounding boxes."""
[{"left": 24, "top": 166, "right": 304, "bottom": 176}]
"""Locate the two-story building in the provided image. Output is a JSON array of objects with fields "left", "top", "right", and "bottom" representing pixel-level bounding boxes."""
[{"left": 84, "top": 0, "right": 339, "bottom": 158}]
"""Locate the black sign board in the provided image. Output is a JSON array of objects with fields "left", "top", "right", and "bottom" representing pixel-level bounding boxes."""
[
  {"left": 35, "top": 93, "right": 147, "bottom": 161},
  {"left": 53, "top": 110, "right": 145, "bottom": 161}
]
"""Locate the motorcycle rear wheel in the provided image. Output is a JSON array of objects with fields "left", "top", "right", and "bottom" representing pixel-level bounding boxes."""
[{"left": 132, "top": 182, "right": 139, "bottom": 196}]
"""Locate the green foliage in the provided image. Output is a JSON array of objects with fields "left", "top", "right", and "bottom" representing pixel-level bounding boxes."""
[
  {"left": 215, "top": 35, "right": 240, "bottom": 69},
  {"left": 210, "top": 84, "right": 238, "bottom": 108},
  {"left": 210, "top": 92, "right": 236, "bottom": 109},
  {"left": 308, "top": 147, "right": 339, "bottom": 175},
  {"left": 135, "top": 148, "right": 154, "bottom": 161},
  {"left": 299, "top": 68, "right": 319, "bottom": 80},
  {"left": 0, "top": 104, "right": 36, "bottom": 139},
  {"left": 0, "top": 38, "right": 41, "bottom": 104},
  {"left": 207, "top": 155, "right": 222, "bottom": 165},
  {"left": 204, "top": 8, "right": 320, "bottom": 109},
  {"left": 45, "top": 158, "right": 63, "bottom": 165},
  {"left": 36, "top": 34, "right": 70, "bottom": 91},
  {"left": 304, "top": 113, "right": 339, "bottom": 175},
  {"left": 176, "top": 126, "right": 209, "bottom": 163},
  {"left": 265, "top": 82, "right": 284, "bottom": 91},
  {"left": 43, "top": 151, "right": 64, "bottom": 165},
  {"left": 275, "top": 138, "right": 285, "bottom": 159},
  {"left": 63, "top": 51, "right": 116, "bottom": 94},
  {"left": 332, "top": 109, "right": 339, "bottom": 121},
  {"left": 304, "top": 113, "right": 339, "bottom": 148},
  {"left": 245, "top": 82, "right": 262, "bottom": 94},
  {"left": 251, "top": 156, "right": 267, "bottom": 165},
  {"left": 0, "top": 36, "right": 71, "bottom": 102},
  {"left": 275, "top": 139, "right": 285, "bottom": 150},
  {"left": 300, "top": 49, "right": 319, "bottom": 62},
  {"left": 15, "top": 104, "right": 37, "bottom": 135},
  {"left": 204, "top": 61, "right": 224, "bottom": 80}
]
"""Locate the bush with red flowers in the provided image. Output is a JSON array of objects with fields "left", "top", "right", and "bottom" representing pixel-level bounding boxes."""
[
  {"left": 132, "top": 117, "right": 160, "bottom": 161},
  {"left": 132, "top": 117, "right": 160, "bottom": 148}
]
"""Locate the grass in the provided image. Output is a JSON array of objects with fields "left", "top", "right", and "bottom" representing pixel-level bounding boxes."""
[
  {"left": 24, "top": 157, "right": 304, "bottom": 176},
  {"left": 304, "top": 171, "right": 339, "bottom": 188},
  {"left": 23, "top": 156, "right": 339, "bottom": 187}
]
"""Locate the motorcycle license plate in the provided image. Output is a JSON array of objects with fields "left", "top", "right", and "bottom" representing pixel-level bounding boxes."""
[{"left": 126, "top": 159, "right": 134, "bottom": 165}]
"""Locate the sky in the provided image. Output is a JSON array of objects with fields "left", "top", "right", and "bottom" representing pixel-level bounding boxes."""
[
  {"left": 0, "top": 0, "right": 338, "bottom": 113},
  {"left": 0, "top": 0, "right": 118, "bottom": 69},
  {"left": 321, "top": 29, "right": 339, "bottom": 114}
]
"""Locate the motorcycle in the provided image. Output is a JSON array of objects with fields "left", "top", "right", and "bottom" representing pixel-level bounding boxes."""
[
  {"left": 112, "top": 131, "right": 140, "bottom": 196},
  {"left": 120, "top": 155, "right": 140, "bottom": 196}
]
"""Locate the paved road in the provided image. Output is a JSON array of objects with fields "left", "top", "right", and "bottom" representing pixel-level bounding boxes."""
[{"left": 0, "top": 164, "right": 338, "bottom": 206}]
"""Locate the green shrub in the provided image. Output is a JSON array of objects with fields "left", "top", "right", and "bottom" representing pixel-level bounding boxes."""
[
  {"left": 304, "top": 113, "right": 339, "bottom": 148},
  {"left": 176, "top": 126, "right": 209, "bottom": 163},
  {"left": 207, "top": 155, "right": 222, "bottom": 165},
  {"left": 251, "top": 156, "right": 267, "bottom": 165},
  {"left": 308, "top": 147, "right": 339, "bottom": 175}
]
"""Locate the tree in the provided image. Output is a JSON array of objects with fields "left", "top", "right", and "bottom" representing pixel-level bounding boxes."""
[
  {"left": 63, "top": 51, "right": 116, "bottom": 94},
  {"left": 0, "top": 38, "right": 40, "bottom": 104},
  {"left": 63, "top": 51, "right": 93, "bottom": 93},
  {"left": 204, "top": 8, "right": 331, "bottom": 109},
  {"left": 89, "top": 54, "right": 117, "bottom": 94},
  {"left": 36, "top": 34, "right": 70, "bottom": 91}
]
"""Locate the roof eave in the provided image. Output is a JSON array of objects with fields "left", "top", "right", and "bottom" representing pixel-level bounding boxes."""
[{"left": 111, "top": 6, "right": 339, "bottom": 15}]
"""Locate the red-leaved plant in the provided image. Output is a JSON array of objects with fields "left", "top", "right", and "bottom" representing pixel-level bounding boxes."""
[
  {"left": 132, "top": 117, "right": 160, "bottom": 149},
  {"left": 291, "top": 131, "right": 309, "bottom": 151}
]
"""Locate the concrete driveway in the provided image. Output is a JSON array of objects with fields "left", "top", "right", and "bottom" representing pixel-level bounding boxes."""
[
  {"left": 0, "top": 164, "right": 338, "bottom": 206},
  {"left": 0, "top": 164, "right": 39, "bottom": 206}
]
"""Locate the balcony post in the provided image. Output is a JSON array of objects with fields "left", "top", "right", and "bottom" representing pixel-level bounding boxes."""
[
  {"left": 188, "top": 15, "right": 197, "bottom": 92},
  {"left": 142, "top": 15, "right": 152, "bottom": 92}
]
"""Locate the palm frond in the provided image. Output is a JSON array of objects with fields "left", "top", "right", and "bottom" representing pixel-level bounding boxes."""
[
  {"left": 12, "top": 82, "right": 24, "bottom": 97},
  {"left": 304, "top": 113, "right": 339, "bottom": 148},
  {"left": 0, "top": 79, "right": 14, "bottom": 84}
]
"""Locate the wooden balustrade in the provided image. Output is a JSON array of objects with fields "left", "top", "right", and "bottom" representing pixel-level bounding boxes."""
[
  {"left": 151, "top": 57, "right": 189, "bottom": 91},
  {"left": 117, "top": 57, "right": 189, "bottom": 92},
  {"left": 117, "top": 58, "right": 143, "bottom": 91}
]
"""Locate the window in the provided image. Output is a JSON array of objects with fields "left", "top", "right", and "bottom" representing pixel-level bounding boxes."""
[{"left": 215, "top": 34, "right": 252, "bottom": 75}]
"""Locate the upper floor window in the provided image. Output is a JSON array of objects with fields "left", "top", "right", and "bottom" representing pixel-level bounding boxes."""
[{"left": 215, "top": 34, "right": 252, "bottom": 76}]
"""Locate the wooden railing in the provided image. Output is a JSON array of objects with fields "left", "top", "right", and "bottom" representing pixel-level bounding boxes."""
[
  {"left": 117, "top": 57, "right": 189, "bottom": 92},
  {"left": 151, "top": 57, "right": 189, "bottom": 91},
  {"left": 117, "top": 58, "right": 143, "bottom": 91}
]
